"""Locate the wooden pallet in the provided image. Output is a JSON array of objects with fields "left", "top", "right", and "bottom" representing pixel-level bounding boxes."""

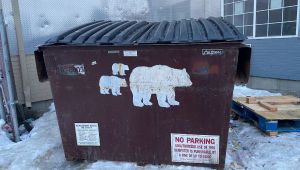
[{"left": 232, "top": 96, "right": 300, "bottom": 136}]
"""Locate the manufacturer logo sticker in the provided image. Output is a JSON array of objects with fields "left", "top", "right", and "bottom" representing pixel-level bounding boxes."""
[
  {"left": 202, "top": 49, "right": 224, "bottom": 56},
  {"left": 57, "top": 64, "right": 85, "bottom": 76}
]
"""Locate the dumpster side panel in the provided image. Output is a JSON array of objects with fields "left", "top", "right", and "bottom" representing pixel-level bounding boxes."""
[
  {"left": 42, "top": 44, "right": 240, "bottom": 169},
  {"left": 154, "top": 46, "right": 238, "bottom": 169},
  {"left": 43, "top": 47, "right": 158, "bottom": 163}
]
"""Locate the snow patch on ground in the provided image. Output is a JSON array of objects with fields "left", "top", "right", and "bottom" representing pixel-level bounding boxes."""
[
  {"left": 226, "top": 120, "right": 300, "bottom": 170},
  {"left": 233, "top": 85, "right": 281, "bottom": 97},
  {"left": 85, "top": 161, "right": 211, "bottom": 170},
  {"left": 0, "top": 119, "right": 14, "bottom": 147},
  {"left": 0, "top": 103, "right": 73, "bottom": 170},
  {"left": 0, "top": 85, "right": 299, "bottom": 170}
]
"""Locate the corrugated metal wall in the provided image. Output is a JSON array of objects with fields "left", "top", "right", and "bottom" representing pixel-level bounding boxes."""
[
  {"left": 0, "top": 0, "right": 220, "bottom": 103},
  {"left": 2, "top": 0, "right": 220, "bottom": 56}
]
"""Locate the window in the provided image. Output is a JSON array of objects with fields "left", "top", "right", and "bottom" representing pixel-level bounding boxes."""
[
  {"left": 235, "top": 2, "right": 244, "bottom": 14},
  {"left": 223, "top": 0, "right": 255, "bottom": 37},
  {"left": 257, "top": 0, "right": 268, "bottom": 11},
  {"left": 270, "top": 0, "right": 282, "bottom": 9},
  {"left": 223, "top": 0, "right": 299, "bottom": 38}
]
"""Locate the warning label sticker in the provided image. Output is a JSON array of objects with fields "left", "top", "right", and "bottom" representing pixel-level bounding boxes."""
[
  {"left": 74, "top": 123, "right": 100, "bottom": 146},
  {"left": 171, "top": 133, "right": 219, "bottom": 164}
]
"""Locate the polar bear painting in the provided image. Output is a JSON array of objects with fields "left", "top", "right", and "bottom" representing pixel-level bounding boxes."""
[
  {"left": 99, "top": 76, "right": 127, "bottom": 96},
  {"left": 129, "top": 65, "right": 192, "bottom": 108},
  {"left": 112, "top": 63, "right": 129, "bottom": 76}
]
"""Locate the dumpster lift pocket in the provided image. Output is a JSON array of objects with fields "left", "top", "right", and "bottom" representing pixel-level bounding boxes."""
[
  {"left": 236, "top": 46, "right": 251, "bottom": 84},
  {"left": 34, "top": 50, "right": 48, "bottom": 82}
]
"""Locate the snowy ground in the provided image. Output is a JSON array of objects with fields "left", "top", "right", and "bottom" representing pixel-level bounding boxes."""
[{"left": 0, "top": 86, "right": 299, "bottom": 170}]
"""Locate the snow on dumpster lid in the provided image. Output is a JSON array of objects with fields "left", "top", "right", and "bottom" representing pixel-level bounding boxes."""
[{"left": 46, "top": 17, "right": 246, "bottom": 46}]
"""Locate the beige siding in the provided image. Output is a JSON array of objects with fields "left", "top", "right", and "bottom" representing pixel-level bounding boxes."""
[{"left": 11, "top": 55, "right": 52, "bottom": 104}]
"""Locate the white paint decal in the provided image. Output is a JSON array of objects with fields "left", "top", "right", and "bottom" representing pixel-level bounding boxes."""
[
  {"left": 171, "top": 133, "right": 219, "bottom": 164},
  {"left": 129, "top": 65, "right": 192, "bottom": 108},
  {"left": 91, "top": 61, "right": 97, "bottom": 65},
  {"left": 112, "top": 63, "right": 129, "bottom": 76},
  {"left": 74, "top": 123, "right": 100, "bottom": 146},
  {"left": 99, "top": 76, "right": 127, "bottom": 96},
  {"left": 98, "top": 64, "right": 192, "bottom": 108},
  {"left": 123, "top": 50, "right": 137, "bottom": 57}
]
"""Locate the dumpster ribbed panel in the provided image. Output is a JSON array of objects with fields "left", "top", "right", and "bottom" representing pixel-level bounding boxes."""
[
  {"left": 85, "top": 21, "right": 127, "bottom": 44},
  {"left": 123, "top": 23, "right": 154, "bottom": 44},
  {"left": 150, "top": 21, "right": 168, "bottom": 42},
  {"left": 73, "top": 21, "right": 112, "bottom": 44},
  {"left": 137, "top": 23, "right": 159, "bottom": 43},
  {"left": 59, "top": 21, "right": 109, "bottom": 43},
  {"left": 97, "top": 21, "right": 137, "bottom": 44},
  {"left": 208, "top": 17, "right": 237, "bottom": 40},
  {"left": 190, "top": 19, "right": 208, "bottom": 42},
  {"left": 47, "top": 21, "right": 99, "bottom": 43},
  {"left": 164, "top": 21, "right": 176, "bottom": 42},
  {"left": 112, "top": 21, "right": 148, "bottom": 44},
  {"left": 46, "top": 17, "right": 246, "bottom": 45}
]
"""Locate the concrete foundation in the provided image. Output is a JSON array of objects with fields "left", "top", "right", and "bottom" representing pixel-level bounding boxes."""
[
  {"left": 247, "top": 76, "right": 300, "bottom": 97},
  {"left": 27, "top": 99, "right": 53, "bottom": 118}
]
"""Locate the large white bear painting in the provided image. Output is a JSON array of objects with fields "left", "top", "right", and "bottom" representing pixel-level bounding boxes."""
[{"left": 129, "top": 65, "right": 192, "bottom": 108}]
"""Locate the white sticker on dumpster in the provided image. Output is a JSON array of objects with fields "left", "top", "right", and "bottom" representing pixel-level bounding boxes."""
[
  {"left": 123, "top": 50, "right": 137, "bottom": 57},
  {"left": 75, "top": 123, "right": 100, "bottom": 146},
  {"left": 171, "top": 133, "right": 219, "bottom": 164}
]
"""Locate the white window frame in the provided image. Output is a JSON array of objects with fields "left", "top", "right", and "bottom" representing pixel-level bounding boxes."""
[{"left": 222, "top": 0, "right": 300, "bottom": 39}]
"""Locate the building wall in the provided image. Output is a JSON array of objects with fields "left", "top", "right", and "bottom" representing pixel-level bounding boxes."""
[
  {"left": 191, "top": 0, "right": 221, "bottom": 18},
  {"left": 221, "top": 0, "right": 300, "bottom": 81},
  {"left": 148, "top": 0, "right": 191, "bottom": 21},
  {"left": 247, "top": 76, "right": 300, "bottom": 96},
  {"left": 11, "top": 55, "right": 52, "bottom": 104},
  {"left": 245, "top": 4, "right": 300, "bottom": 81},
  {"left": 246, "top": 38, "right": 300, "bottom": 81}
]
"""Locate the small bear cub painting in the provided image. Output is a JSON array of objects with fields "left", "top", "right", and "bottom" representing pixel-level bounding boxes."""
[
  {"left": 112, "top": 63, "right": 129, "bottom": 76},
  {"left": 99, "top": 76, "right": 127, "bottom": 96}
]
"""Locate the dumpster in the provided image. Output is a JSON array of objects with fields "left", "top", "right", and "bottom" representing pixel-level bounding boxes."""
[{"left": 35, "top": 17, "right": 251, "bottom": 169}]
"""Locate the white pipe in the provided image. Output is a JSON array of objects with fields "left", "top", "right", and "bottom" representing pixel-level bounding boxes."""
[
  {"left": 0, "top": 79, "right": 6, "bottom": 120},
  {"left": 0, "top": 1, "right": 20, "bottom": 141},
  {"left": 11, "top": 0, "right": 32, "bottom": 107}
]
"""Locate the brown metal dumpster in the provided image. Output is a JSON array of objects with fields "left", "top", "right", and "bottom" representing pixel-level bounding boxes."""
[{"left": 35, "top": 17, "right": 251, "bottom": 169}]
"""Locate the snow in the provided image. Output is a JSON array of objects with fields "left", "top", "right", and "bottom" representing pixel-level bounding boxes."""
[
  {"left": 233, "top": 85, "right": 281, "bottom": 97},
  {"left": 0, "top": 119, "right": 14, "bottom": 147},
  {"left": 226, "top": 121, "right": 300, "bottom": 169},
  {"left": 0, "top": 85, "right": 299, "bottom": 170}
]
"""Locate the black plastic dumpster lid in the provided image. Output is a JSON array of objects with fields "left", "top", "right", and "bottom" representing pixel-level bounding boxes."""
[{"left": 46, "top": 17, "right": 246, "bottom": 45}]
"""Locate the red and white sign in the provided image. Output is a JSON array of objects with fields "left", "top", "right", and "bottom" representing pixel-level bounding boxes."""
[{"left": 171, "top": 133, "right": 219, "bottom": 164}]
